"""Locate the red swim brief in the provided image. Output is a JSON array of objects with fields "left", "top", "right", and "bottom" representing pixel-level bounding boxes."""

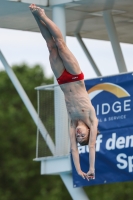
[{"left": 57, "top": 69, "right": 84, "bottom": 85}]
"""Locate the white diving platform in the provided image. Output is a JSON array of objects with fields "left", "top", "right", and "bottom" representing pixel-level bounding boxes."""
[{"left": 33, "top": 155, "right": 71, "bottom": 175}]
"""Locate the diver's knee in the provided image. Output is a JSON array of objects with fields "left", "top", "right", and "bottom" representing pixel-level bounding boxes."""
[
  {"left": 49, "top": 49, "right": 58, "bottom": 63},
  {"left": 47, "top": 41, "right": 56, "bottom": 52},
  {"left": 55, "top": 38, "right": 66, "bottom": 51}
]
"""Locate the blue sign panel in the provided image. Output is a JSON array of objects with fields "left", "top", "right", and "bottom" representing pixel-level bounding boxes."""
[{"left": 72, "top": 72, "right": 133, "bottom": 187}]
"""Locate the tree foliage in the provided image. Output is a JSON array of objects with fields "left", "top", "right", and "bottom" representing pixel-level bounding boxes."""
[
  {"left": 0, "top": 64, "right": 70, "bottom": 200},
  {"left": 0, "top": 64, "right": 133, "bottom": 200}
]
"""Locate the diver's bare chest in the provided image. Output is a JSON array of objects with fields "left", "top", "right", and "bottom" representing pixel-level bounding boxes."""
[
  {"left": 65, "top": 98, "right": 91, "bottom": 121},
  {"left": 63, "top": 85, "right": 92, "bottom": 118},
  {"left": 65, "top": 94, "right": 91, "bottom": 111}
]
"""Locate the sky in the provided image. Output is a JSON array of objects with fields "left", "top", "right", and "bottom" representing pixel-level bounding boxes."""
[{"left": 0, "top": 28, "right": 133, "bottom": 80}]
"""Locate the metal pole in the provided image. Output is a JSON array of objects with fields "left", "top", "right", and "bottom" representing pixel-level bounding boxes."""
[
  {"left": 60, "top": 173, "right": 89, "bottom": 200},
  {"left": 75, "top": 33, "right": 101, "bottom": 76},
  {"left": 52, "top": 5, "right": 70, "bottom": 156},
  {"left": 103, "top": 10, "right": 127, "bottom": 73},
  {"left": 52, "top": 5, "right": 66, "bottom": 41},
  {"left": 0, "top": 50, "right": 55, "bottom": 154},
  {"left": 52, "top": 5, "right": 89, "bottom": 200}
]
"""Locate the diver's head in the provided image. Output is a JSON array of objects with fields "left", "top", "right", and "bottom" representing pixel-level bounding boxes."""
[
  {"left": 75, "top": 122, "right": 90, "bottom": 146},
  {"left": 75, "top": 121, "right": 100, "bottom": 146}
]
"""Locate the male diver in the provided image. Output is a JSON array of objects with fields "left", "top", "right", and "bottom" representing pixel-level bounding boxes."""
[{"left": 29, "top": 4, "right": 98, "bottom": 180}]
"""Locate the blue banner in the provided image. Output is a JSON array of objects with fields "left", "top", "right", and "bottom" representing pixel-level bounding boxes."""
[{"left": 71, "top": 72, "right": 133, "bottom": 187}]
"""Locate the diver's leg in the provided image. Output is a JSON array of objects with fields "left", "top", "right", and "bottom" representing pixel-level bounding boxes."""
[
  {"left": 30, "top": 5, "right": 65, "bottom": 78},
  {"left": 29, "top": 4, "right": 81, "bottom": 75}
]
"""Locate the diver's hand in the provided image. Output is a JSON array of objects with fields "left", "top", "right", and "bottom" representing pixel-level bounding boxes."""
[
  {"left": 77, "top": 169, "right": 87, "bottom": 179},
  {"left": 86, "top": 170, "right": 95, "bottom": 180}
]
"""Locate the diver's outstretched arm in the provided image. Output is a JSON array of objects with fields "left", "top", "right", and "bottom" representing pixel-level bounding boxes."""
[
  {"left": 69, "top": 125, "right": 86, "bottom": 179},
  {"left": 87, "top": 121, "right": 98, "bottom": 180}
]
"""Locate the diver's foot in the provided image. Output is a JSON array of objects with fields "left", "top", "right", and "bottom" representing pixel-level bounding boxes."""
[{"left": 29, "top": 4, "right": 45, "bottom": 19}]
